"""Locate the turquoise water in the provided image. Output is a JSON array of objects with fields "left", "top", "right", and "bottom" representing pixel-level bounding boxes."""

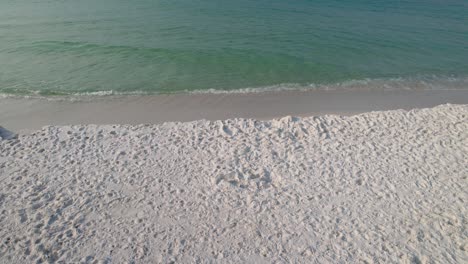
[{"left": 0, "top": 0, "right": 467, "bottom": 96}]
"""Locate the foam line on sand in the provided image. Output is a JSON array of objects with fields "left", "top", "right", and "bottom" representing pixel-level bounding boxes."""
[{"left": 0, "top": 104, "right": 467, "bottom": 263}]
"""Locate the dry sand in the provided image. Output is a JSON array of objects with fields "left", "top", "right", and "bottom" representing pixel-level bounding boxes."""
[{"left": 0, "top": 104, "right": 467, "bottom": 263}]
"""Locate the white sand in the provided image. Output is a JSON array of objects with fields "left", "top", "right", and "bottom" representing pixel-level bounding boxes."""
[{"left": 0, "top": 104, "right": 467, "bottom": 263}]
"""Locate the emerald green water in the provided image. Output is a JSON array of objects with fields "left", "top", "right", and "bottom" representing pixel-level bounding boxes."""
[{"left": 1, "top": 0, "right": 467, "bottom": 96}]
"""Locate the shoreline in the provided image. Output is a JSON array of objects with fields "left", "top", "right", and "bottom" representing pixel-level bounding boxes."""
[{"left": 1, "top": 89, "right": 468, "bottom": 133}]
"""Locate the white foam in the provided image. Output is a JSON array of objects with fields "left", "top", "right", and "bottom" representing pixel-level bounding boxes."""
[{"left": 1, "top": 75, "right": 467, "bottom": 100}]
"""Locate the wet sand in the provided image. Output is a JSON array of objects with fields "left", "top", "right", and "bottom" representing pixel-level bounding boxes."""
[{"left": 1, "top": 89, "right": 468, "bottom": 132}]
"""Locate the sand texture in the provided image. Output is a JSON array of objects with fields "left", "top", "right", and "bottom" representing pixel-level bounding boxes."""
[{"left": 0, "top": 104, "right": 467, "bottom": 263}]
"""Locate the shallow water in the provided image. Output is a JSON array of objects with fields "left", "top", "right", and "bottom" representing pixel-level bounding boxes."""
[{"left": 0, "top": 0, "right": 467, "bottom": 96}]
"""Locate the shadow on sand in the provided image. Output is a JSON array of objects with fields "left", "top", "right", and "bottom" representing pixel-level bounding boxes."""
[{"left": 0, "top": 126, "right": 17, "bottom": 140}]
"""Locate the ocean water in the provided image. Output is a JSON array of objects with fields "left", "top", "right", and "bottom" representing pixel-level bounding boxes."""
[{"left": 0, "top": 0, "right": 467, "bottom": 96}]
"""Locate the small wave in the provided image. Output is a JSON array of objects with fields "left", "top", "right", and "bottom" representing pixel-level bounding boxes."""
[
  {"left": 1, "top": 75, "right": 467, "bottom": 101},
  {"left": 186, "top": 75, "right": 468, "bottom": 94}
]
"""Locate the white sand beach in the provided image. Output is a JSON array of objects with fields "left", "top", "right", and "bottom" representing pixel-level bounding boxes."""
[{"left": 0, "top": 103, "right": 467, "bottom": 263}]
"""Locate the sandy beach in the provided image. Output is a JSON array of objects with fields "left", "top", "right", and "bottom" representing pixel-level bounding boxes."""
[
  {"left": 2, "top": 0, "right": 468, "bottom": 262},
  {"left": 0, "top": 99, "right": 467, "bottom": 263}
]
